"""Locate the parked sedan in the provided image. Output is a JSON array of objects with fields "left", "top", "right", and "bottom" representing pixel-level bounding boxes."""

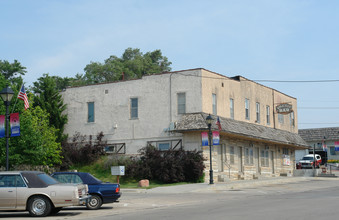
[
  {"left": 0, "top": 171, "right": 91, "bottom": 217},
  {"left": 52, "top": 172, "right": 121, "bottom": 210}
]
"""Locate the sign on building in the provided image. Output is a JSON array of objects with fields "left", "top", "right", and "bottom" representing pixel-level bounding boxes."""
[{"left": 276, "top": 103, "right": 293, "bottom": 114}]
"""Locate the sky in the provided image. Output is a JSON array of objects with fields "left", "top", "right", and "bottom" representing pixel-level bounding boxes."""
[{"left": 1, "top": 0, "right": 339, "bottom": 129}]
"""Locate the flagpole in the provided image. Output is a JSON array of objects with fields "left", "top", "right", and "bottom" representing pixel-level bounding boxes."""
[{"left": 11, "top": 83, "right": 23, "bottom": 113}]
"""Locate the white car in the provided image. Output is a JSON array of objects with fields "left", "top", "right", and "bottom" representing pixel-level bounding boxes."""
[
  {"left": 0, "top": 171, "right": 91, "bottom": 217},
  {"left": 298, "top": 154, "right": 322, "bottom": 169}
]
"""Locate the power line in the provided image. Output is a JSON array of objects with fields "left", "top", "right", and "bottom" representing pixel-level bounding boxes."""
[
  {"left": 299, "top": 107, "right": 339, "bottom": 109},
  {"left": 176, "top": 72, "right": 339, "bottom": 83},
  {"left": 299, "top": 122, "right": 339, "bottom": 124},
  {"left": 254, "top": 79, "right": 339, "bottom": 83}
]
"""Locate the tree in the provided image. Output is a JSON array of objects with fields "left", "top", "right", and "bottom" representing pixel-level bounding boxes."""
[
  {"left": 0, "top": 60, "right": 26, "bottom": 82},
  {"left": 32, "top": 74, "right": 68, "bottom": 143},
  {"left": 3, "top": 106, "right": 62, "bottom": 167},
  {"left": 0, "top": 61, "right": 62, "bottom": 168},
  {"left": 80, "top": 48, "right": 172, "bottom": 85}
]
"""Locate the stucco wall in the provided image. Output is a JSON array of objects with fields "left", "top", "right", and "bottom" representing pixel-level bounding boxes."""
[
  {"left": 200, "top": 69, "right": 298, "bottom": 133},
  {"left": 62, "top": 70, "right": 203, "bottom": 154},
  {"left": 62, "top": 68, "right": 299, "bottom": 155}
]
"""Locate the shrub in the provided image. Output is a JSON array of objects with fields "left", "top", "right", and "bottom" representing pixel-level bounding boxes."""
[
  {"left": 327, "top": 160, "right": 339, "bottom": 163},
  {"left": 125, "top": 146, "right": 205, "bottom": 183},
  {"left": 60, "top": 132, "right": 107, "bottom": 169}
]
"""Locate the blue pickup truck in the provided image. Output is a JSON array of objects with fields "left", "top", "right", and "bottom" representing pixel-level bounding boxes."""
[{"left": 51, "top": 172, "right": 121, "bottom": 209}]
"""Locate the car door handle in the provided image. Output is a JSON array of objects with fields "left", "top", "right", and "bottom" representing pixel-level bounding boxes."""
[{"left": 8, "top": 190, "right": 13, "bottom": 192}]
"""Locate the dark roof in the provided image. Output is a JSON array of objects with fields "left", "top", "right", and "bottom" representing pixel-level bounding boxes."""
[
  {"left": 175, "top": 113, "right": 308, "bottom": 148},
  {"left": 21, "top": 171, "right": 49, "bottom": 188},
  {"left": 299, "top": 127, "right": 339, "bottom": 142}
]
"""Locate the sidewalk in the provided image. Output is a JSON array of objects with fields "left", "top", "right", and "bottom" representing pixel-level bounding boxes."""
[{"left": 121, "top": 176, "right": 336, "bottom": 194}]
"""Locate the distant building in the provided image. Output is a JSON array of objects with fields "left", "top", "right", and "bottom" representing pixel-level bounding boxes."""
[
  {"left": 299, "top": 127, "right": 339, "bottom": 163},
  {"left": 62, "top": 68, "right": 307, "bottom": 182}
]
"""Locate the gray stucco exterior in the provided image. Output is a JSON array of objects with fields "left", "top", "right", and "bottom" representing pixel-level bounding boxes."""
[{"left": 62, "top": 68, "right": 308, "bottom": 182}]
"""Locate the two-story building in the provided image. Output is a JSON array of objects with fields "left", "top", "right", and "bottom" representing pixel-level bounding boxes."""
[{"left": 62, "top": 68, "right": 308, "bottom": 182}]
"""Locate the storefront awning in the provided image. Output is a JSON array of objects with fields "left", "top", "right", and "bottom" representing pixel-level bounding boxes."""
[{"left": 174, "top": 112, "right": 308, "bottom": 148}]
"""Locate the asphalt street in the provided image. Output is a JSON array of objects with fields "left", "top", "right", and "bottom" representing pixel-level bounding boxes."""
[{"left": 1, "top": 176, "right": 339, "bottom": 220}]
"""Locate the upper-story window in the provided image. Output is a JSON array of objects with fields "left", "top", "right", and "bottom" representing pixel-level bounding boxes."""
[
  {"left": 230, "top": 98, "right": 234, "bottom": 119},
  {"left": 245, "top": 98, "right": 250, "bottom": 120},
  {"left": 212, "top": 93, "right": 217, "bottom": 115},
  {"left": 266, "top": 105, "right": 270, "bottom": 125},
  {"left": 87, "top": 102, "right": 95, "bottom": 123},
  {"left": 278, "top": 113, "right": 284, "bottom": 124},
  {"left": 256, "top": 102, "right": 260, "bottom": 123},
  {"left": 130, "top": 98, "right": 138, "bottom": 119},
  {"left": 290, "top": 111, "right": 295, "bottom": 126},
  {"left": 177, "top": 93, "right": 186, "bottom": 114}
]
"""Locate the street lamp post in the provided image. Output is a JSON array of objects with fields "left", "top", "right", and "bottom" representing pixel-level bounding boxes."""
[
  {"left": 206, "top": 114, "right": 214, "bottom": 184},
  {"left": 0, "top": 85, "right": 14, "bottom": 171}
]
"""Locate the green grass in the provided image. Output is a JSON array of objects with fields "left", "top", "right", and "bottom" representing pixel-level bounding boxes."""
[{"left": 69, "top": 157, "right": 190, "bottom": 189}]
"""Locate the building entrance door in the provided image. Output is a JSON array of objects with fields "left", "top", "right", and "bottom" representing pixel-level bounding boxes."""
[
  {"left": 256, "top": 147, "right": 260, "bottom": 174},
  {"left": 239, "top": 147, "right": 243, "bottom": 173},
  {"left": 271, "top": 151, "right": 275, "bottom": 174},
  {"left": 217, "top": 145, "right": 224, "bottom": 172}
]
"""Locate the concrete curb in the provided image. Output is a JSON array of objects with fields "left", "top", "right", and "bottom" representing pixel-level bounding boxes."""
[{"left": 121, "top": 176, "right": 322, "bottom": 194}]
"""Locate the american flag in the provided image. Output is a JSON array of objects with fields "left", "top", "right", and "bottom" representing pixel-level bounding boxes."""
[
  {"left": 216, "top": 116, "right": 222, "bottom": 131},
  {"left": 18, "top": 84, "right": 29, "bottom": 110}
]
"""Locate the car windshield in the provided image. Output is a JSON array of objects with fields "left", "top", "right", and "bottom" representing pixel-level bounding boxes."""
[
  {"left": 37, "top": 173, "right": 59, "bottom": 185},
  {"left": 302, "top": 156, "right": 315, "bottom": 161}
]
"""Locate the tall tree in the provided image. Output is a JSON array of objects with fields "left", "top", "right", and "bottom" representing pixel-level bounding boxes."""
[
  {"left": 2, "top": 106, "right": 62, "bottom": 167},
  {"left": 32, "top": 74, "right": 68, "bottom": 143},
  {"left": 0, "top": 60, "right": 26, "bottom": 82},
  {"left": 80, "top": 48, "right": 172, "bottom": 85}
]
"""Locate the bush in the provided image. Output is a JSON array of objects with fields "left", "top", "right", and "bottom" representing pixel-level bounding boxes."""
[
  {"left": 125, "top": 146, "right": 205, "bottom": 183},
  {"left": 60, "top": 132, "right": 107, "bottom": 169}
]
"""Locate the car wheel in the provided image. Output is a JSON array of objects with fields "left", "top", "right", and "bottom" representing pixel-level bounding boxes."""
[
  {"left": 50, "top": 207, "right": 62, "bottom": 215},
  {"left": 86, "top": 194, "right": 103, "bottom": 210},
  {"left": 28, "top": 196, "right": 52, "bottom": 217}
]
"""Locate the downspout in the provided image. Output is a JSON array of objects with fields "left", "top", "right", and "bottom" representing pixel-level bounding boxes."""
[
  {"left": 272, "top": 89, "right": 276, "bottom": 129},
  {"left": 169, "top": 72, "right": 174, "bottom": 123}
]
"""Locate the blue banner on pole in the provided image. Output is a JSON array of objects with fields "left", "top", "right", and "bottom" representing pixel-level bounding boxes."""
[
  {"left": 201, "top": 132, "right": 209, "bottom": 146},
  {"left": 10, "top": 113, "right": 20, "bottom": 137},
  {"left": 0, "top": 115, "right": 4, "bottom": 138}
]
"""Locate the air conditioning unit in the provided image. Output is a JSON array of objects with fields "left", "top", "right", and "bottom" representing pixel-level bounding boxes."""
[{"left": 169, "top": 122, "right": 177, "bottom": 131}]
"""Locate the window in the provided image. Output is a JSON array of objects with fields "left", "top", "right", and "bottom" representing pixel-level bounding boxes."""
[
  {"left": 130, "top": 98, "right": 138, "bottom": 119},
  {"left": 212, "top": 94, "right": 217, "bottom": 115},
  {"left": 177, "top": 93, "right": 186, "bottom": 114},
  {"left": 266, "top": 106, "right": 270, "bottom": 125},
  {"left": 330, "top": 147, "right": 336, "bottom": 155},
  {"left": 230, "top": 146, "right": 235, "bottom": 164},
  {"left": 245, "top": 98, "right": 250, "bottom": 120},
  {"left": 105, "top": 143, "right": 126, "bottom": 154},
  {"left": 256, "top": 102, "right": 260, "bottom": 123},
  {"left": 245, "top": 147, "right": 254, "bottom": 165},
  {"left": 230, "top": 98, "right": 234, "bottom": 119},
  {"left": 158, "top": 142, "right": 170, "bottom": 151},
  {"left": 0, "top": 175, "right": 26, "bottom": 187},
  {"left": 283, "top": 148, "right": 289, "bottom": 155},
  {"left": 278, "top": 113, "right": 284, "bottom": 124},
  {"left": 261, "top": 149, "right": 269, "bottom": 167},
  {"left": 53, "top": 174, "right": 83, "bottom": 184},
  {"left": 282, "top": 148, "right": 290, "bottom": 166},
  {"left": 87, "top": 102, "right": 94, "bottom": 123},
  {"left": 290, "top": 111, "right": 295, "bottom": 126}
]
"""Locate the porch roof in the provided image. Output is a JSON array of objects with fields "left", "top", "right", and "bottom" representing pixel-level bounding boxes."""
[
  {"left": 174, "top": 112, "right": 308, "bottom": 148},
  {"left": 299, "top": 127, "right": 339, "bottom": 142}
]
